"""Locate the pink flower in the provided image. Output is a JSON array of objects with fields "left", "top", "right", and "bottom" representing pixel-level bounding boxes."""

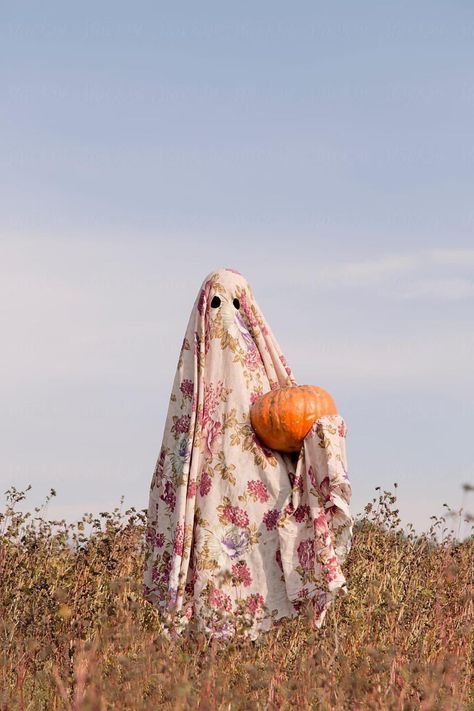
[
  {"left": 199, "top": 470, "right": 212, "bottom": 497},
  {"left": 173, "top": 523, "right": 184, "bottom": 556},
  {"left": 203, "top": 381, "right": 224, "bottom": 418},
  {"left": 205, "top": 419, "right": 222, "bottom": 455},
  {"left": 279, "top": 353, "right": 292, "bottom": 377},
  {"left": 313, "top": 510, "right": 328, "bottom": 532},
  {"left": 208, "top": 587, "right": 232, "bottom": 611},
  {"left": 338, "top": 420, "right": 347, "bottom": 438},
  {"left": 187, "top": 480, "right": 196, "bottom": 499},
  {"left": 239, "top": 291, "right": 259, "bottom": 330},
  {"left": 180, "top": 379, "right": 194, "bottom": 399},
  {"left": 297, "top": 539, "right": 315, "bottom": 571},
  {"left": 151, "top": 551, "right": 171, "bottom": 586},
  {"left": 160, "top": 480, "right": 176, "bottom": 512},
  {"left": 145, "top": 527, "right": 165, "bottom": 549},
  {"left": 294, "top": 504, "right": 310, "bottom": 523},
  {"left": 247, "top": 480, "right": 269, "bottom": 503},
  {"left": 247, "top": 592, "right": 264, "bottom": 614},
  {"left": 263, "top": 509, "right": 280, "bottom": 531},
  {"left": 172, "top": 414, "right": 191, "bottom": 435},
  {"left": 231, "top": 561, "right": 252, "bottom": 587},
  {"left": 244, "top": 348, "right": 260, "bottom": 370},
  {"left": 322, "top": 555, "right": 340, "bottom": 583},
  {"left": 250, "top": 391, "right": 262, "bottom": 405},
  {"left": 222, "top": 504, "right": 249, "bottom": 528},
  {"left": 293, "top": 474, "right": 304, "bottom": 493}
]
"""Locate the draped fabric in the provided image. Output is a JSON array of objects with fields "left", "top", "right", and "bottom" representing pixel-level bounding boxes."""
[{"left": 143, "top": 267, "right": 353, "bottom": 641}]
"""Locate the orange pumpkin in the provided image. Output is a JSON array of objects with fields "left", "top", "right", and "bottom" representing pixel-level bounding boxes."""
[{"left": 250, "top": 385, "right": 337, "bottom": 453}]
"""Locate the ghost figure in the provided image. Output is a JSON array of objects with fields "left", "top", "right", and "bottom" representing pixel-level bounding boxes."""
[{"left": 143, "top": 267, "right": 353, "bottom": 641}]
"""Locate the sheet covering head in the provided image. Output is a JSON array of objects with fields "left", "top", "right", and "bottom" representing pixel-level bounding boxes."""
[{"left": 144, "top": 267, "right": 353, "bottom": 640}]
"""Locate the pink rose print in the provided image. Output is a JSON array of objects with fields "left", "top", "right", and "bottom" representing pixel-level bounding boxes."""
[
  {"left": 338, "top": 420, "right": 347, "bottom": 437},
  {"left": 239, "top": 290, "right": 259, "bottom": 331},
  {"left": 145, "top": 527, "right": 165, "bottom": 549},
  {"left": 231, "top": 560, "right": 252, "bottom": 587},
  {"left": 294, "top": 504, "right": 310, "bottom": 523},
  {"left": 244, "top": 347, "right": 260, "bottom": 370},
  {"left": 223, "top": 504, "right": 249, "bottom": 528},
  {"left": 263, "top": 509, "right": 280, "bottom": 531},
  {"left": 208, "top": 587, "right": 232, "bottom": 612},
  {"left": 199, "top": 470, "right": 212, "bottom": 497},
  {"left": 180, "top": 379, "right": 194, "bottom": 399},
  {"left": 250, "top": 391, "right": 262, "bottom": 405},
  {"left": 293, "top": 474, "right": 304, "bottom": 493},
  {"left": 187, "top": 480, "right": 197, "bottom": 499},
  {"left": 205, "top": 419, "right": 222, "bottom": 455},
  {"left": 297, "top": 539, "right": 315, "bottom": 571},
  {"left": 172, "top": 414, "right": 191, "bottom": 435},
  {"left": 173, "top": 523, "right": 184, "bottom": 556},
  {"left": 288, "top": 471, "right": 304, "bottom": 493},
  {"left": 279, "top": 353, "right": 292, "bottom": 377},
  {"left": 247, "top": 480, "right": 269, "bottom": 503},
  {"left": 247, "top": 592, "right": 264, "bottom": 614}
]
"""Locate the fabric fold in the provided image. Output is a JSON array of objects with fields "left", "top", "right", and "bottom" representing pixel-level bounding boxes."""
[{"left": 277, "top": 414, "right": 354, "bottom": 627}]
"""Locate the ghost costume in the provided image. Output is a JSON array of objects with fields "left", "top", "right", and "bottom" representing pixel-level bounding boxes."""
[{"left": 143, "top": 267, "right": 353, "bottom": 641}]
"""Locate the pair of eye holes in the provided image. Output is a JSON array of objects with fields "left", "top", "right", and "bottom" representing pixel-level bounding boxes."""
[{"left": 211, "top": 295, "right": 240, "bottom": 310}]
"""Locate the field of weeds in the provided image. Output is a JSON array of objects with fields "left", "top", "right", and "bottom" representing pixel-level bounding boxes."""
[{"left": 1, "top": 483, "right": 472, "bottom": 710}]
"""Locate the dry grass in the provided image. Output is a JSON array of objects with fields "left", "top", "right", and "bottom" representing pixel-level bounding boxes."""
[{"left": 1, "top": 483, "right": 473, "bottom": 710}]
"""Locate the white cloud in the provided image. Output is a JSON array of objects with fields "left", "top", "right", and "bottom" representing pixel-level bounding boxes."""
[
  {"left": 306, "top": 248, "right": 474, "bottom": 301},
  {"left": 398, "top": 276, "right": 474, "bottom": 301},
  {"left": 315, "top": 253, "right": 419, "bottom": 287},
  {"left": 430, "top": 248, "right": 474, "bottom": 267}
]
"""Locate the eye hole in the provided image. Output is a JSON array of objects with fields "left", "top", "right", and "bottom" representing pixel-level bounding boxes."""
[
  {"left": 233, "top": 298, "right": 240, "bottom": 310},
  {"left": 211, "top": 295, "right": 221, "bottom": 308}
]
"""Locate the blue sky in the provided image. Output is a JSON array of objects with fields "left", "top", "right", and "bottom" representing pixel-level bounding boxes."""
[{"left": 1, "top": 3, "right": 473, "bottom": 539}]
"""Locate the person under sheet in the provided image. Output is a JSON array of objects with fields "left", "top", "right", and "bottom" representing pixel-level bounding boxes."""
[{"left": 143, "top": 267, "right": 353, "bottom": 641}]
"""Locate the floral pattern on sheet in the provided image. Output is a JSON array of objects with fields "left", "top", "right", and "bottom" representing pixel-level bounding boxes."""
[{"left": 143, "top": 267, "right": 353, "bottom": 641}]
